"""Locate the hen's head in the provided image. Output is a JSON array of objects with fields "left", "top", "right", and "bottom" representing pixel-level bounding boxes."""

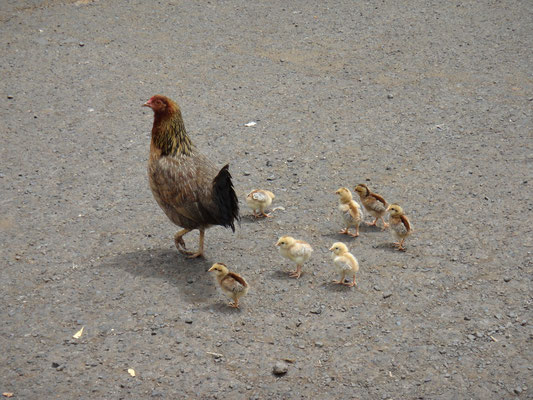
[{"left": 143, "top": 95, "right": 179, "bottom": 115}]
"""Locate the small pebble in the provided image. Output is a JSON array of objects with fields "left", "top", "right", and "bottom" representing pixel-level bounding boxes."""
[
  {"left": 387, "top": 93, "right": 394, "bottom": 99},
  {"left": 273, "top": 361, "right": 288, "bottom": 375},
  {"left": 503, "top": 277, "right": 511, "bottom": 282},
  {"left": 7, "top": 95, "right": 14, "bottom": 99},
  {"left": 383, "top": 292, "right": 393, "bottom": 299},
  {"left": 184, "top": 318, "right": 193, "bottom": 324}
]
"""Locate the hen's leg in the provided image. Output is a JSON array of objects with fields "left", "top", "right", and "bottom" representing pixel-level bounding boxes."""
[
  {"left": 186, "top": 229, "right": 205, "bottom": 258},
  {"left": 174, "top": 228, "right": 192, "bottom": 253}
]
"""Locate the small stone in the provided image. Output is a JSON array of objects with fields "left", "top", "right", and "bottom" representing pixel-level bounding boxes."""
[
  {"left": 51, "top": 362, "right": 60, "bottom": 368},
  {"left": 187, "top": 278, "right": 194, "bottom": 284},
  {"left": 382, "top": 292, "right": 392, "bottom": 299},
  {"left": 503, "top": 277, "right": 511, "bottom": 282},
  {"left": 315, "top": 341, "right": 324, "bottom": 348},
  {"left": 79, "top": 42, "right": 85, "bottom": 47},
  {"left": 243, "top": 171, "right": 251, "bottom": 176},
  {"left": 467, "top": 334, "right": 476, "bottom": 341},
  {"left": 514, "top": 387, "right": 522, "bottom": 395},
  {"left": 373, "top": 286, "right": 381, "bottom": 292},
  {"left": 475, "top": 332, "right": 483, "bottom": 338},
  {"left": 151, "top": 391, "right": 163, "bottom": 397},
  {"left": 7, "top": 95, "right": 14, "bottom": 99},
  {"left": 464, "top": 316, "right": 471, "bottom": 321},
  {"left": 387, "top": 93, "right": 394, "bottom": 99},
  {"left": 184, "top": 318, "right": 193, "bottom": 324},
  {"left": 273, "top": 361, "right": 288, "bottom": 375}
]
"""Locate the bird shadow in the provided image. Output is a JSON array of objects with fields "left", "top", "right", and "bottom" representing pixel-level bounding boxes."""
[
  {"left": 321, "top": 280, "right": 357, "bottom": 292},
  {"left": 373, "top": 242, "right": 404, "bottom": 253},
  {"left": 240, "top": 214, "right": 275, "bottom": 224},
  {"left": 269, "top": 269, "right": 294, "bottom": 281},
  {"left": 200, "top": 302, "right": 245, "bottom": 314},
  {"left": 100, "top": 247, "right": 216, "bottom": 304}
]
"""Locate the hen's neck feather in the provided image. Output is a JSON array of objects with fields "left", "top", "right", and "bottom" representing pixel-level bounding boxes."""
[{"left": 152, "top": 109, "right": 194, "bottom": 156}]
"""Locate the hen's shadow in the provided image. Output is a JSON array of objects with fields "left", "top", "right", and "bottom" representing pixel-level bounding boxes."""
[{"left": 101, "top": 248, "right": 216, "bottom": 304}]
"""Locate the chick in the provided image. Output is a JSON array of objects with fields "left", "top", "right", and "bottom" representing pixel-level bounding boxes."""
[
  {"left": 275, "top": 236, "right": 313, "bottom": 279},
  {"left": 246, "top": 189, "right": 275, "bottom": 218},
  {"left": 208, "top": 263, "right": 249, "bottom": 308},
  {"left": 387, "top": 204, "right": 412, "bottom": 251},
  {"left": 354, "top": 184, "right": 389, "bottom": 230},
  {"left": 335, "top": 187, "right": 363, "bottom": 237},
  {"left": 329, "top": 242, "right": 359, "bottom": 287}
]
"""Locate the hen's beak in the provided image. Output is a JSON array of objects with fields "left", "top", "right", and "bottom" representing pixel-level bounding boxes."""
[{"left": 143, "top": 100, "right": 152, "bottom": 108}]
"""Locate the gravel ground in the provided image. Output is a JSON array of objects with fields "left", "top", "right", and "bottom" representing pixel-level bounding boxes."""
[{"left": 1, "top": 0, "right": 532, "bottom": 399}]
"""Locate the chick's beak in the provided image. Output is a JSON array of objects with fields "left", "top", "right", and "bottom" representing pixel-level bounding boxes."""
[
  {"left": 329, "top": 246, "right": 334, "bottom": 251},
  {"left": 208, "top": 265, "right": 216, "bottom": 272}
]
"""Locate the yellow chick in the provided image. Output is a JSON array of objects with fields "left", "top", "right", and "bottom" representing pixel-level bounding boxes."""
[
  {"left": 387, "top": 204, "right": 412, "bottom": 251},
  {"left": 275, "top": 236, "right": 313, "bottom": 279},
  {"left": 208, "top": 263, "right": 249, "bottom": 308},
  {"left": 329, "top": 242, "right": 359, "bottom": 287},
  {"left": 354, "top": 184, "right": 389, "bottom": 230},
  {"left": 246, "top": 189, "right": 275, "bottom": 218},
  {"left": 335, "top": 187, "right": 363, "bottom": 237}
]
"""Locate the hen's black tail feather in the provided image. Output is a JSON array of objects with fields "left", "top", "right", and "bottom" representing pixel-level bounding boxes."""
[{"left": 212, "top": 164, "right": 239, "bottom": 232}]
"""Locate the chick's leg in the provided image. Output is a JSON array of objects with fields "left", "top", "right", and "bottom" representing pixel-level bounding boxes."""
[
  {"left": 339, "top": 228, "right": 349, "bottom": 234},
  {"left": 333, "top": 271, "right": 346, "bottom": 285},
  {"left": 230, "top": 296, "right": 240, "bottom": 308},
  {"left": 348, "top": 225, "right": 359, "bottom": 237},
  {"left": 186, "top": 229, "right": 205, "bottom": 258},
  {"left": 259, "top": 206, "right": 272, "bottom": 218},
  {"left": 380, "top": 217, "right": 389, "bottom": 230},
  {"left": 289, "top": 264, "right": 302, "bottom": 279},
  {"left": 367, "top": 217, "right": 378, "bottom": 227},
  {"left": 347, "top": 273, "right": 357, "bottom": 287},
  {"left": 174, "top": 228, "right": 192, "bottom": 253},
  {"left": 397, "top": 238, "right": 406, "bottom": 252}
]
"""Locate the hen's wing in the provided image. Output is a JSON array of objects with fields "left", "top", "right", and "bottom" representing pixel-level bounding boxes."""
[{"left": 149, "top": 152, "right": 238, "bottom": 229}]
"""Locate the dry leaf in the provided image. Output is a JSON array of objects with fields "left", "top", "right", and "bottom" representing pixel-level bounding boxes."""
[
  {"left": 127, "top": 368, "right": 136, "bottom": 377},
  {"left": 2, "top": 393, "right": 14, "bottom": 398},
  {"left": 73, "top": 326, "right": 84, "bottom": 339}
]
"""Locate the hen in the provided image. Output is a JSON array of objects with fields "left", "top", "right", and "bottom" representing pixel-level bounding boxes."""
[{"left": 143, "top": 95, "right": 239, "bottom": 258}]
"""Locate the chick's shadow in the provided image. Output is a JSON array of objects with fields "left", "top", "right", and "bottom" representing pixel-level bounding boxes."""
[{"left": 101, "top": 248, "right": 216, "bottom": 304}]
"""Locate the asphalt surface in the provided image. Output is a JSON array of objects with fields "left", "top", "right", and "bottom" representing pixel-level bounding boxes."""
[{"left": 1, "top": 0, "right": 532, "bottom": 398}]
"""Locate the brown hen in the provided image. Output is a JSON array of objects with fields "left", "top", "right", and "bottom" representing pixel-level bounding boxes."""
[{"left": 143, "top": 95, "right": 239, "bottom": 258}]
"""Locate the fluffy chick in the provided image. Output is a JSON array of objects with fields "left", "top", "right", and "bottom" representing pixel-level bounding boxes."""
[
  {"left": 335, "top": 187, "right": 363, "bottom": 237},
  {"left": 329, "top": 242, "right": 359, "bottom": 287},
  {"left": 208, "top": 263, "right": 249, "bottom": 308},
  {"left": 276, "top": 236, "right": 313, "bottom": 279},
  {"left": 354, "top": 184, "right": 389, "bottom": 230},
  {"left": 387, "top": 204, "right": 412, "bottom": 251},
  {"left": 246, "top": 189, "right": 275, "bottom": 218}
]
